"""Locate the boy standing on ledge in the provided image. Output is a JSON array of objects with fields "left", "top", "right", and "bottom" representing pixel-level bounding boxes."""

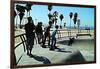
[{"left": 50, "top": 25, "right": 59, "bottom": 50}]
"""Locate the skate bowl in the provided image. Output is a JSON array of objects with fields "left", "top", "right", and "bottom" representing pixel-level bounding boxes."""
[{"left": 15, "top": 44, "right": 85, "bottom": 66}]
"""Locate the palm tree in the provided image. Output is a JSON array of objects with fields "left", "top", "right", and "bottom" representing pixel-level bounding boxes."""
[
  {"left": 69, "top": 12, "right": 73, "bottom": 37},
  {"left": 69, "top": 12, "right": 73, "bottom": 29},
  {"left": 53, "top": 11, "right": 58, "bottom": 26},
  {"left": 73, "top": 13, "right": 78, "bottom": 28},
  {"left": 19, "top": 12, "right": 24, "bottom": 28},
  {"left": 48, "top": 5, "right": 53, "bottom": 22},
  {"left": 59, "top": 14, "right": 64, "bottom": 29},
  {"left": 14, "top": 10, "right": 17, "bottom": 28},
  {"left": 16, "top": 4, "right": 25, "bottom": 28},
  {"left": 48, "top": 13, "right": 53, "bottom": 21},
  {"left": 77, "top": 19, "right": 80, "bottom": 33},
  {"left": 16, "top": 4, "right": 25, "bottom": 13},
  {"left": 48, "top": 5, "right": 52, "bottom": 13},
  {"left": 25, "top": 3, "right": 33, "bottom": 17},
  {"left": 64, "top": 22, "right": 66, "bottom": 28}
]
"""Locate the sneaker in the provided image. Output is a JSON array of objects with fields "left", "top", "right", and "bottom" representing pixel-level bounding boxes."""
[
  {"left": 41, "top": 45, "right": 47, "bottom": 48},
  {"left": 27, "top": 52, "right": 29, "bottom": 55},
  {"left": 54, "top": 46, "right": 59, "bottom": 49}
]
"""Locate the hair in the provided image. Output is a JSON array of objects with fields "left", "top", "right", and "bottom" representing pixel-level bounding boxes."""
[
  {"left": 49, "top": 21, "right": 52, "bottom": 25},
  {"left": 38, "top": 22, "right": 42, "bottom": 26},
  {"left": 27, "top": 17, "right": 32, "bottom": 21}
]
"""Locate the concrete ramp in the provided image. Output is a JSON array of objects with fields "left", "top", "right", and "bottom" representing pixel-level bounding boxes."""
[
  {"left": 64, "top": 51, "right": 85, "bottom": 63},
  {"left": 16, "top": 44, "right": 85, "bottom": 66}
]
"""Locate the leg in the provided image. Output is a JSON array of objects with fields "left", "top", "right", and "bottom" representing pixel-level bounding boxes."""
[
  {"left": 54, "top": 38, "right": 58, "bottom": 49},
  {"left": 38, "top": 34, "right": 40, "bottom": 44},
  {"left": 26, "top": 45, "right": 29, "bottom": 55},
  {"left": 29, "top": 43, "right": 34, "bottom": 55},
  {"left": 26, "top": 38, "right": 30, "bottom": 55},
  {"left": 54, "top": 38, "right": 56, "bottom": 47},
  {"left": 48, "top": 35, "right": 51, "bottom": 46},
  {"left": 29, "top": 35, "right": 34, "bottom": 55},
  {"left": 40, "top": 33, "right": 43, "bottom": 43},
  {"left": 42, "top": 35, "right": 46, "bottom": 45},
  {"left": 38, "top": 33, "right": 42, "bottom": 44},
  {"left": 36, "top": 33, "right": 39, "bottom": 44},
  {"left": 41, "top": 33, "right": 47, "bottom": 48},
  {"left": 50, "top": 38, "right": 55, "bottom": 50},
  {"left": 29, "top": 45, "right": 32, "bottom": 55}
]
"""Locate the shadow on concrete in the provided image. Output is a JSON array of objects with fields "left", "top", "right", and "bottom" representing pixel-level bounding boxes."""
[
  {"left": 56, "top": 48, "right": 72, "bottom": 53},
  {"left": 29, "top": 54, "right": 51, "bottom": 64},
  {"left": 65, "top": 51, "right": 86, "bottom": 63},
  {"left": 57, "top": 40, "right": 69, "bottom": 45},
  {"left": 57, "top": 39, "right": 93, "bottom": 46}
]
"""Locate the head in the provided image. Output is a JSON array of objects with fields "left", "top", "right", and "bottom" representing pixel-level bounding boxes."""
[
  {"left": 38, "top": 22, "right": 42, "bottom": 26},
  {"left": 27, "top": 17, "right": 32, "bottom": 23},
  {"left": 55, "top": 25, "right": 59, "bottom": 29},
  {"left": 48, "top": 21, "right": 52, "bottom": 27}
]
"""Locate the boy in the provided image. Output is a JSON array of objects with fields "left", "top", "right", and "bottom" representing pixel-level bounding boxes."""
[
  {"left": 25, "top": 17, "right": 35, "bottom": 55},
  {"left": 50, "top": 25, "right": 59, "bottom": 50},
  {"left": 41, "top": 21, "right": 52, "bottom": 48},
  {"left": 35, "top": 22, "right": 43, "bottom": 44},
  {"left": 68, "top": 37, "right": 75, "bottom": 46}
]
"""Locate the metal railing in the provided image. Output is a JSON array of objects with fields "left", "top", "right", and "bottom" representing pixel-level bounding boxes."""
[
  {"left": 13, "top": 29, "right": 92, "bottom": 65},
  {"left": 14, "top": 33, "right": 26, "bottom": 65}
]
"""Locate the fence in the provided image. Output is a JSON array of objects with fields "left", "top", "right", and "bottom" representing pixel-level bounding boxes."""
[
  {"left": 13, "top": 29, "right": 92, "bottom": 65},
  {"left": 14, "top": 33, "right": 26, "bottom": 65}
]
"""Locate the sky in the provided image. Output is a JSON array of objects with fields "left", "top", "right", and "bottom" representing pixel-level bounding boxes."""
[{"left": 14, "top": 3, "right": 95, "bottom": 28}]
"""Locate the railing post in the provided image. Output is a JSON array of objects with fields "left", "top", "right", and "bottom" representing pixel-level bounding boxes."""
[
  {"left": 22, "top": 35, "right": 27, "bottom": 51},
  {"left": 20, "top": 35, "right": 26, "bottom": 52}
]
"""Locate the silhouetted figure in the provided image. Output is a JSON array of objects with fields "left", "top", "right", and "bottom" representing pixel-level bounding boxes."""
[
  {"left": 50, "top": 25, "right": 59, "bottom": 50},
  {"left": 25, "top": 17, "right": 35, "bottom": 55},
  {"left": 41, "top": 21, "right": 52, "bottom": 48},
  {"left": 85, "top": 27, "right": 90, "bottom": 34},
  {"left": 68, "top": 37, "right": 75, "bottom": 46},
  {"left": 60, "top": 25, "right": 62, "bottom": 29},
  {"left": 35, "top": 22, "right": 43, "bottom": 44}
]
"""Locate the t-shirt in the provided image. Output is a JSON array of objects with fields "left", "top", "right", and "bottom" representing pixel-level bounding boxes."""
[
  {"left": 35, "top": 25, "right": 42, "bottom": 34},
  {"left": 44, "top": 26, "right": 51, "bottom": 34},
  {"left": 51, "top": 29, "right": 58, "bottom": 39},
  {"left": 25, "top": 23, "right": 35, "bottom": 35}
]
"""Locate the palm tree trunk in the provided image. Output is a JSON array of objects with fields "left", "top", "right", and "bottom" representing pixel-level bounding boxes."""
[
  {"left": 70, "top": 18, "right": 71, "bottom": 37},
  {"left": 29, "top": 11, "right": 30, "bottom": 16},
  {"left": 78, "top": 26, "right": 79, "bottom": 33},
  {"left": 60, "top": 21, "right": 61, "bottom": 29},
  {"left": 27, "top": 11, "right": 28, "bottom": 17},
  {"left": 55, "top": 20, "right": 57, "bottom": 26},
  {"left": 20, "top": 20, "right": 22, "bottom": 29},
  {"left": 74, "top": 24, "right": 76, "bottom": 29},
  {"left": 15, "top": 15, "right": 18, "bottom": 28}
]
